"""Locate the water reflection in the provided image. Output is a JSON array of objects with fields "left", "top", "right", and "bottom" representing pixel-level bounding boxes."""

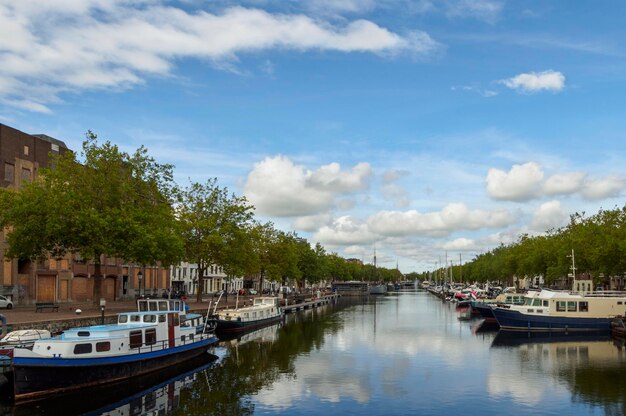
[
  {"left": 488, "top": 330, "right": 626, "bottom": 414},
  {"left": 3, "top": 294, "right": 626, "bottom": 415}
]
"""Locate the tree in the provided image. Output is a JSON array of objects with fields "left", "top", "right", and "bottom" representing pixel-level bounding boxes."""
[
  {"left": 0, "top": 132, "right": 182, "bottom": 302},
  {"left": 176, "top": 179, "right": 255, "bottom": 302}
]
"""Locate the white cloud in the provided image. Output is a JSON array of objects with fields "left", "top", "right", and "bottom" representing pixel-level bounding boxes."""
[
  {"left": 445, "top": 0, "right": 504, "bottom": 22},
  {"left": 530, "top": 200, "right": 567, "bottom": 231},
  {"left": 542, "top": 171, "right": 586, "bottom": 196},
  {"left": 486, "top": 162, "right": 544, "bottom": 201},
  {"left": 243, "top": 156, "right": 372, "bottom": 217},
  {"left": 486, "top": 162, "right": 625, "bottom": 202},
  {"left": 381, "top": 169, "right": 410, "bottom": 208},
  {"left": 441, "top": 237, "right": 477, "bottom": 251},
  {"left": 580, "top": 175, "right": 626, "bottom": 200},
  {"left": 501, "top": 70, "right": 565, "bottom": 93},
  {"left": 292, "top": 214, "right": 333, "bottom": 232},
  {"left": 367, "top": 203, "right": 515, "bottom": 237},
  {"left": 0, "top": 2, "right": 441, "bottom": 111},
  {"left": 313, "top": 216, "right": 380, "bottom": 246}
]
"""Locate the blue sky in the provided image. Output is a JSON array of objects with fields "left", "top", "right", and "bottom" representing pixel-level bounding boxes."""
[{"left": 1, "top": 1, "right": 625, "bottom": 273}]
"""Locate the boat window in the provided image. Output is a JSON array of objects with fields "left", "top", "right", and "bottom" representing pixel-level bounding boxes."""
[
  {"left": 119, "top": 315, "right": 128, "bottom": 323},
  {"left": 129, "top": 330, "right": 143, "bottom": 348},
  {"left": 74, "top": 343, "right": 93, "bottom": 354},
  {"left": 96, "top": 342, "right": 111, "bottom": 352},
  {"left": 527, "top": 309, "right": 534, "bottom": 313},
  {"left": 77, "top": 331, "right": 90, "bottom": 337},
  {"left": 159, "top": 301, "right": 168, "bottom": 311},
  {"left": 543, "top": 300, "right": 549, "bottom": 307},
  {"left": 145, "top": 328, "right": 157, "bottom": 345},
  {"left": 144, "top": 315, "right": 156, "bottom": 323},
  {"left": 532, "top": 299, "right": 542, "bottom": 306},
  {"left": 556, "top": 301, "right": 566, "bottom": 312},
  {"left": 181, "top": 335, "right": 186, "bottom": 343},
  {"left": 189, "top": 333, "right": 194, "bottom": 341},
  {"left": 567, "top": 301, "right": 577, "bottom": 312},
  {"left": 537, "top": 309, "right": 543, "bottom": 313},
  {"left": 130, "top": 315, "right": 141, "bottom": 322},
  {"left": 579, "top": 302, "right": 589, "bottom": 312},
  {"left": 619, "top": 301, "right": 623, "bottom": 305},
  {"left": 138, "top": 301, "right": 148, "bottom": 312},
  {"left": 173, "top": 314, "right": 180, "bottom": 326},
  {"left": 149, "top": 302, "right": 158, "bottom": 311},
  {"left": 159, "top": 314, "right": 166, "bottom": 322}
]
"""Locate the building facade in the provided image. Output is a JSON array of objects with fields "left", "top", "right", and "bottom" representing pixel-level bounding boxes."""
[
  {"left": 170, "top": 262, "right": 244, "bottom": 296},
  {"left": 1, "top": 124, "right": 170, "bottom": 304}
]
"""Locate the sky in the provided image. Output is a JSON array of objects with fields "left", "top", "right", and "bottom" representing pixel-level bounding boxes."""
[{"left": 1, "top": 0, "right": 625, "bottom": 273}]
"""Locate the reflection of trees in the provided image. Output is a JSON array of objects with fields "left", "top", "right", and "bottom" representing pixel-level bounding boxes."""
[
  {"left": 570, "top": 366, "right": 626, "bottom": 416},
  {"left": 172, "top": 301, "right": 348, "bottom": 415}
]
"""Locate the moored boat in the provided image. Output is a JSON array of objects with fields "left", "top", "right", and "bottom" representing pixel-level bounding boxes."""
[
  {"left": 210, "top": 296, "right": 283, "bottom": 335},
  {"left": 491, "top": 289, "right": 626, "bottom": 332},
  {"left": 369, "top": 284, "right": 387, "bottom": 295},
  {"left": 0, "top": 329, "right": 51, "bottom": 358},
  {"left": 11, "top": 303, "right": 218, "bottom": 402}
]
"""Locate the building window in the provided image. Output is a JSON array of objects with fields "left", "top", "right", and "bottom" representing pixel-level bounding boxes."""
[
  {"left": 4, "top": 163, "right": 14, "bottom": 182},
  {"left": 23, "top": 145, "right": 29, "bottom": 156},
  {"left": 21, "top": 168, "right": 31, "bottom": 183}
]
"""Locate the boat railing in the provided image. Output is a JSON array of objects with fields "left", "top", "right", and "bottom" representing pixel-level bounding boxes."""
[
  {"left": 132, "top": 332, "right": 213, "bottom": 354},
  {"left": 572, "top": 290, "right": 626, "bottom": 297}
]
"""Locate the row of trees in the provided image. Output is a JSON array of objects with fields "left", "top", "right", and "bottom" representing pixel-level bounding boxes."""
[
  {"left": 0, "top": 133, "right": 403, "bottom": 303},
  {"left": 424, "top": 206, "right": 626, "bottom": 286}
]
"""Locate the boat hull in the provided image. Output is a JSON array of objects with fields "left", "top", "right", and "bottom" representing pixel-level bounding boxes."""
[
  {"left": 471, "top": 303, "right": 495, "bottom": 319},
  {"left": 492, "top": 308, "right": 612, "bottom": 332},
  {"left": 12, "top": 336, "right": 217, "bottom": 402},
  {"left": 215, "top": 314, "right": 284, "bottom": 334}
]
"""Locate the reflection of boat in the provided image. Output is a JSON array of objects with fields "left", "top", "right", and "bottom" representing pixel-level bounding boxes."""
[
  {"left": 0, "top": 329, "right": 51, "bottom": 358},
  {"left": 491, "top": 289, "right": 626, "bottom": 331},
  {"left": 210, "top": 297, "right": 283, "bottom": 335},
  {"left": 9, "top": 351, "right": 221, "bottom": 416},
  {"left": 219, "top": 322, "right": 282, "bottom": 345},
  {"left": 491, "top": 330, "right": 612, "bottom": 347},
  {"left": 12, "top": 301, "right": 218, "bottom": 402}
]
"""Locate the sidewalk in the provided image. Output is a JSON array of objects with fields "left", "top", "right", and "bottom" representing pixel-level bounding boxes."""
[{"left": 1, "top": 295, "right": 256, "bottom": 326}]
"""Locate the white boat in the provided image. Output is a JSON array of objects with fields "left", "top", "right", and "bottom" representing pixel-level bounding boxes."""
[
  {"left": 12, "top": 301, "right": 218, "bottom": 402},
  {"left": 369, "top": 284, "right": 387, "bottom": 295},
  {"left": 0, "top": 329, "right": 51, "bottom": 358},
  {"left": 210, "top": 296, "right": 283, "bottom": 334},
  {"left": 492, "top": 289, "right": 626, "bottom": 331}
]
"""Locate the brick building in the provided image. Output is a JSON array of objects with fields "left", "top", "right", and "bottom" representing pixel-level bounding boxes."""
[{"left": 1, "top": 124, "right": 170, "bottom": 304}]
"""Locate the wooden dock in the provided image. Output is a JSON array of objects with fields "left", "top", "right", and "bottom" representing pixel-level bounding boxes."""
[{"left": 282, "top": 294, "right": 340, "bottom": 313}]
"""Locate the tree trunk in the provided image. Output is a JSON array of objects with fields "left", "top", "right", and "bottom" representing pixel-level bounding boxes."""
[
  {"left": 93, "top": 256, "right": 102, "bottom": 305},
  {"left": 196, "top": 265, "right": 206, "bottom": 303}
]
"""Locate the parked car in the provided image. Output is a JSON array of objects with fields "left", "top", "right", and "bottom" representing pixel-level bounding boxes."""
[{"left": 0, "top": 295, "right": 13, "bottom": 309}]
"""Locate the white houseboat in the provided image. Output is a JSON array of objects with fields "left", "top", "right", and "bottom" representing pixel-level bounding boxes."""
[
  {"left": 491, "top": 289, "right": 626, "bottom": 331},
  {"left": 210, "top": 297, "right": 283, "bottom": 334},
  {"left": 11, "top": 302, "right": 218, "bottom": 402}
]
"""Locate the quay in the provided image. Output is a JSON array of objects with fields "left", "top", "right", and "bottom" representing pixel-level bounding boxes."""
[
  {"left": 0, "top": 294, "right": 341, "bottom": 335},
  {"left": 282, "top": 294, "right": 340, "bottom": 313}
]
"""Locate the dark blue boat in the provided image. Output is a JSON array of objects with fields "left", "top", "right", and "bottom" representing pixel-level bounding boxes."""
[{"left": 492, "top": 307, "right": 613, "bottom": 332}]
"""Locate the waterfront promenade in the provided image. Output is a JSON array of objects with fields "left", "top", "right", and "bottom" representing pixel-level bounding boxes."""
[{"left": 0, "top": 296, "right": 245, "bottom": 327}]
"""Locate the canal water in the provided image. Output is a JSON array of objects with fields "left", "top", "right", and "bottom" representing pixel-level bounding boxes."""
[{"left": 2, "top": 291, "right": 626, "bottom": 415}]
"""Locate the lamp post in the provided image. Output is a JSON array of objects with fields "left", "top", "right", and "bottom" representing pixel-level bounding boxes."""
[
  {"left": 138, "top": 271, "right": 143, "bottom": 298},
  {"left": 99, "top": 298, "right": 106, "bottom": 325}
]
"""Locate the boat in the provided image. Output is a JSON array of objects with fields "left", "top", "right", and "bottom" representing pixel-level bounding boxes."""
[
  {"left": 471, "top": 292, "right": 531, "bottom": 322},
  {"left": 491, "top": 289, "right": 626, "bottom": 332},
  {"left": 0, "top": 329, "right": 51, "bottom": 358},
  {"left": 369, "top": 284, "right": 387, "bottom": 295},
  {"left": 137, "top": 298, "right": 215, "bottom": 334},
  {"left": 11, "top": 301, "right": 218, "bottom": 402},
  {"left": 209, "top": 296, "right": 283, "bottom": 335}
]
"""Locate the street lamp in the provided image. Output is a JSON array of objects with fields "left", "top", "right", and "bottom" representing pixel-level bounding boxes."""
[
  {"left": 138, "top": 271, "right": 143, "bottom": 298},
  {"left": 100, "top": 298, "right": 106, "bottom": 325}
]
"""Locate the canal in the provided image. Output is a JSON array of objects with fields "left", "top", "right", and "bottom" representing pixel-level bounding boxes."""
[{"left": 2, "top": 291, "right": 626, "bottom": 415}]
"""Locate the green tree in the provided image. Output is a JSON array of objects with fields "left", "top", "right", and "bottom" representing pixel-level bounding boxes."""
[
  {"left": 176, "top": 179, "right": 255, "bottom": 302},
  {"left": 0, "top": 132, "right": 182, "bottom": 302}
]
